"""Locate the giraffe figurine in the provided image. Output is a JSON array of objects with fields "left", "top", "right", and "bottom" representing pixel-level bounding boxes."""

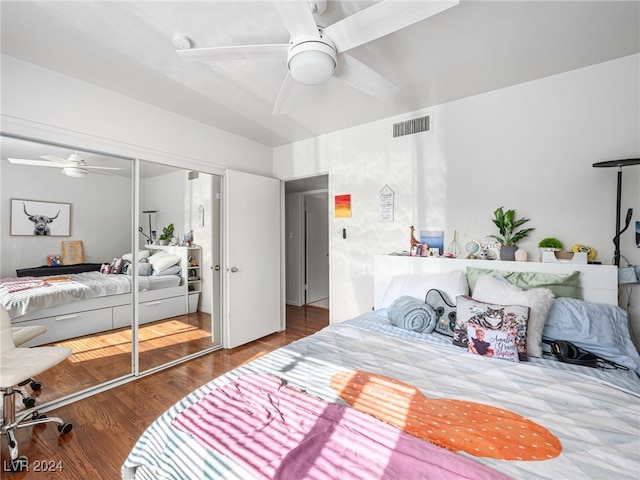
[{"left": 410, "top": 225, "right": 420, "bottom": 250}]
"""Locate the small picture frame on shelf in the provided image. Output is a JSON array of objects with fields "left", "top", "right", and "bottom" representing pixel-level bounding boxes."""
[
  {"left": 183, "top": 230, "right": 193, "bottom": 246},
  {"left": 47, "top": 254, "right": 61, "bottom": 266}
]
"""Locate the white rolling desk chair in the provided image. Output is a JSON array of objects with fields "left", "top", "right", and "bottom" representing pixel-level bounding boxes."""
[
  {"left": 1, "top": 306, "right": 73, "bottom": 472},
  {"left": 11, "top": 325, "right": 48, "bottom": 407}
]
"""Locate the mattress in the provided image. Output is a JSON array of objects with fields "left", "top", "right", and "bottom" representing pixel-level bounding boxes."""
[
  {"left": 0, "top": 271, "right": 181, "bottom": 318},
  {"left": 122, "top": 310, "right": 640, "bottom": 480}
]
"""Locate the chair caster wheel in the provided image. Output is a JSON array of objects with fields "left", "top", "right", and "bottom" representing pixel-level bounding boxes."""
[
  {"left": 59, "top": 423, "right": 73, "bottom": 435},
  {"left": 23, "top": 397, "right": 36, "bottom": 408},
  {"left": 9, "top": 456, "right": 29, "bottom": 472},
  {"left": 30, "top": 381, "right": 42, "bottom": 391},
  {"left": 32, "top": 412, "right": 46, "bottom": 420}
]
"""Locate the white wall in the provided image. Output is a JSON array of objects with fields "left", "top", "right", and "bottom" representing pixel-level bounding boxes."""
[
  {"left": 1, "top": 55, "right": 273, "bottom": 175},
  {"left": 0, "top": 161, "right": 132, "bottom": 277},
  {"left": 274, "top": 54, "right": 640, "bottom": 345},
  {"left": 143, "top": 170, "right": 186, "bottom": 240}
]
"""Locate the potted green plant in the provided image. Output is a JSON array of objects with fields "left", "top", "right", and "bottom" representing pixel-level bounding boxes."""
[
  {"left": 488, "top": 207, "right": 535, "bottom": 261},
  {"left": 158, "top": 223, "right": 175, "bottom": 246},
  {"left": 538, "top": 237, "right": 563, "bottom": 262}
]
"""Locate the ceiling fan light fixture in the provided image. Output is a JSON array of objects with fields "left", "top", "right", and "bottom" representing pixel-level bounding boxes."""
[
  {"left": 288, "top": 37, "right": 336, "bottom": 86},
  {"left": 62, "top": 167, "right": 89, "bottom": 178}
]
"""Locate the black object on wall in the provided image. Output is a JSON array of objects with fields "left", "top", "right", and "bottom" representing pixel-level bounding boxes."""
[{"left": 593, "top": 158, "right": 640, "bottom": 266}]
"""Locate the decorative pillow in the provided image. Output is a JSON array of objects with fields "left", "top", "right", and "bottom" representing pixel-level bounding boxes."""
[
  {"left": 148, "top": 251, "right": 181, "bottom": 272},
  {"left": 124, "top": 262, "right": 153, "bottom": 276},
  {"left": 425, "top": 289, "right": 457, "bottom": 337},
  {"left": 455, "top": 295, "right": 528, "bottom": 362},
  {"left": 466, "top": 267, "right": 582, "bottom": 299},
  {"left": 380, "top": 271, "right": 468, "bottom": 308},
  {"left": 110, "top": 257, "right": 125, "bottom": 274},
  {"left": 153, "top": 265, "right": 182, "bottom": 276},
  {"left": 387, "top": 296, "right": 436, "bottom": 334},
  {"left": 472, "top": 275, "right": 556, "bottom": 358},
  {"left": 121, "top": 250, "right": 151, "bottom": 263},
  {"left": 543, "top": 297, "right": 640, "bottom": 375}
]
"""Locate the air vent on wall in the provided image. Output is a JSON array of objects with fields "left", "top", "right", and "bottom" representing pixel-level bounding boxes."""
[{"left": 392, "top": 115, "right": 432, "bottom": 138}]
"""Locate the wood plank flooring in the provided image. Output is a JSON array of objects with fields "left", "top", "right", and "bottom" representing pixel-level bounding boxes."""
[{"left": 1, "top": 305, "right": 328, "bottom": 480}]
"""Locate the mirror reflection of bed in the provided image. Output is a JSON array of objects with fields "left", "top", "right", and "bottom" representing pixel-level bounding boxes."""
[{"left": 0, "top": 136, "right": 221, "bottom": 409}]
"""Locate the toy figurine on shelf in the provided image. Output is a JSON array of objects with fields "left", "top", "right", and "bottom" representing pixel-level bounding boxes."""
[{"left": 410, "top": 225, "right": 420, "bottom": 250}]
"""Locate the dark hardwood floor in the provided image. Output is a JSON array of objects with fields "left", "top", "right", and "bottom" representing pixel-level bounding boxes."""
[{"left": 1, "top": 305, "right": 328, "bottom": 480}]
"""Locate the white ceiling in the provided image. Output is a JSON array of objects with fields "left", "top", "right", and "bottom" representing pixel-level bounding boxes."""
[{"left": 1, "top": 1, "right": 638, "bottom": 148}]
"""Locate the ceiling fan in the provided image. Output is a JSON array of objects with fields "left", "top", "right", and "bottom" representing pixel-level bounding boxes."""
[
  {"left": 176, "top": 0, "right": 459, "bottom": 114},
  {"left": 7, "top": 152, "right": 124, "bottom": 178}
]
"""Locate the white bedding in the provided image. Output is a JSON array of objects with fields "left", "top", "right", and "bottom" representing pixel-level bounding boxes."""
[
  {"left": 122, "top": 311, "right": 640, "bottom": 480},
  {"left": 0, "top": 272, "right": 180, "bottom": 318}
]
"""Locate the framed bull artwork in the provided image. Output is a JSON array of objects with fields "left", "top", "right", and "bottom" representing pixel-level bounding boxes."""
[{"left": 10, "top": 199, "right": 71, "bottom": 236}]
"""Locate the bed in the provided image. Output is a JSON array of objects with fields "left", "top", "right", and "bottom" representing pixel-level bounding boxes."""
[
  {"left": 122, "top": 258, "right": 640, "bottom": 480},
  {"left": 0, "top": 248, "right": 188, "bottom": 346}
]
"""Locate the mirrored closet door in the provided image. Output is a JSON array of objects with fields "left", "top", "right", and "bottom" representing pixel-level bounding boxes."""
[
  {"left": 136, "top": 160, "right": 222, "bottom": 374},
  {"left": 0, "top": 135, "right": 135, "bottom": 404},
  {"left": 1, "top": 134, "right": 223, "bottom": 409}
]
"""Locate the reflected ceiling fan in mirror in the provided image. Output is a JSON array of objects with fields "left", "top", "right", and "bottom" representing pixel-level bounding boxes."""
[
  {"left": 176, "top": 0, "right": 459, "bottom": 114},
  {"left": 7, "top": 151, "right": 123, "bottom": 178}
]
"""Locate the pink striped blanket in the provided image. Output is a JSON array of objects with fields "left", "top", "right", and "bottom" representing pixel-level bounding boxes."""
[
  {"left": 172, "top": 373, "right": 507, "bottom": 480},
  {"left": 0, "top": 276, "right": 51, "bottom": 293}
]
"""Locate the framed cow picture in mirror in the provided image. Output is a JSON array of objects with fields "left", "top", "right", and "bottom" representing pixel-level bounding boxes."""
[{"left": 10, "top": 199, "right": 71, "bottom": 236}]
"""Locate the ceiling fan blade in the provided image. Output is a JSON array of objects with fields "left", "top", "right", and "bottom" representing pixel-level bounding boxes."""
[
  {"left": 85, "top": 166, "right": 124, "bottom": 171},
  {"left": 272, "top": 72, "right": 296, "bottom": 115},
  {"left": 335, "top": 54, "right": 399, "bottom": 99},
  {"left": 7, "top": 158, "right": 62, "bottom": 167},
  {"left": 41, "top": 154, "right": 73, "bottom": 165},
  {"left": 273, "top": 0, "right": 320, "bottom": 38},
  {"left": 178, "top": 44, "right": 288, "bottom": 62},
  {"left": 324, "top": 0, "right": 459, "bottom": 53}
]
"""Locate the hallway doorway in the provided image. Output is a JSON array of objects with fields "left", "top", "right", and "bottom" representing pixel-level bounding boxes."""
[{"left": 285, "top": 175, "right": 329, "bottom": 311}]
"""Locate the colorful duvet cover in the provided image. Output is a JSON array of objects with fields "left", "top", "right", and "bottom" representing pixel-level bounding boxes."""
[{"left": 122, "top": 311, "right": 640, "bottom": 480}]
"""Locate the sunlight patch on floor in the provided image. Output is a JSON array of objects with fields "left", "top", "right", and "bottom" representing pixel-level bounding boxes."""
[{"left": 58, "top": 320, "right": 211, "bottom": 363}]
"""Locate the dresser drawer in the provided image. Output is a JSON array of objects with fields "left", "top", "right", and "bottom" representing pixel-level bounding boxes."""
[{"left": 14, "top": 308, "right": 113, "bottom": 346}]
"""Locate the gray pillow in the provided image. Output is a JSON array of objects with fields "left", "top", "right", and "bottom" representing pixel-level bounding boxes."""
[
  {"left": 543, "top": 297, "right": 640, "bottom": 374},
  {"left": 125, "top": 262, "right": 153, "bottom": 276}
]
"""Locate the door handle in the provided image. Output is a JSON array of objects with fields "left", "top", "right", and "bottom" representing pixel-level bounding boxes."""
[
  {"left": 214, "top": 265, "right": 220, "bottom": 271},
  {"left": 229, "top": 266, "right": 239, "bottom": 273}
]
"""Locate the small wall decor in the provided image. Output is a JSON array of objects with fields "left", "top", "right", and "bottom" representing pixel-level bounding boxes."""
[
  {"left": 379, "top": 185, "right": 394, "bottom": 221},
  {"left": 10, "top": 199, "right": 71, "bottom": 236},
  {"left": 335, "top": 194, "right": 351, "bottom": 218}
]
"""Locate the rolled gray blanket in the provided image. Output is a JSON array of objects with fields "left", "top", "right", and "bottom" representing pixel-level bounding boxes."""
[{"left": 388, "top": 295, "right": 436, "bottom": 333}]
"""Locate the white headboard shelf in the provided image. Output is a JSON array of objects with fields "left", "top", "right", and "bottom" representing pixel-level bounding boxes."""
[{"left": 374, "top": 255, "right": 619, "bottom": 308}]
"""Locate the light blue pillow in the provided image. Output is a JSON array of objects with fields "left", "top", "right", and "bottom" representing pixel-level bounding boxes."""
[{"left": 543, "top": 297, "right": 640, "bottom": 374}]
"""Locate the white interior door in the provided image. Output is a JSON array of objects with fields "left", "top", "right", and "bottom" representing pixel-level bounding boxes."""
[
  {"left": 224, "top": 170, "right": 282, "bottom": 348},
  {"left": 305, "top": 193, "right": 329, "bottom": 304}
]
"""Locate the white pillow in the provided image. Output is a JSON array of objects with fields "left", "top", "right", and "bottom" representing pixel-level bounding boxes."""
[
  {"left": 121, "top": 250, "right": 150, "bottom": 263},
  {"left": 148, "top": 251, "right": 181, "bottom": 272},
  {"left": 472, "top": 275, "right": 555, "bottom": 358},
  {"left": 380, "top": 270, "right": 468, "bottom": 309}
]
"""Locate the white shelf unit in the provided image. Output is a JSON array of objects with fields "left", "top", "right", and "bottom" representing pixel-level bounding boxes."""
[{"left": 147, "top": 245, "right": 202, "bottom": 313}]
